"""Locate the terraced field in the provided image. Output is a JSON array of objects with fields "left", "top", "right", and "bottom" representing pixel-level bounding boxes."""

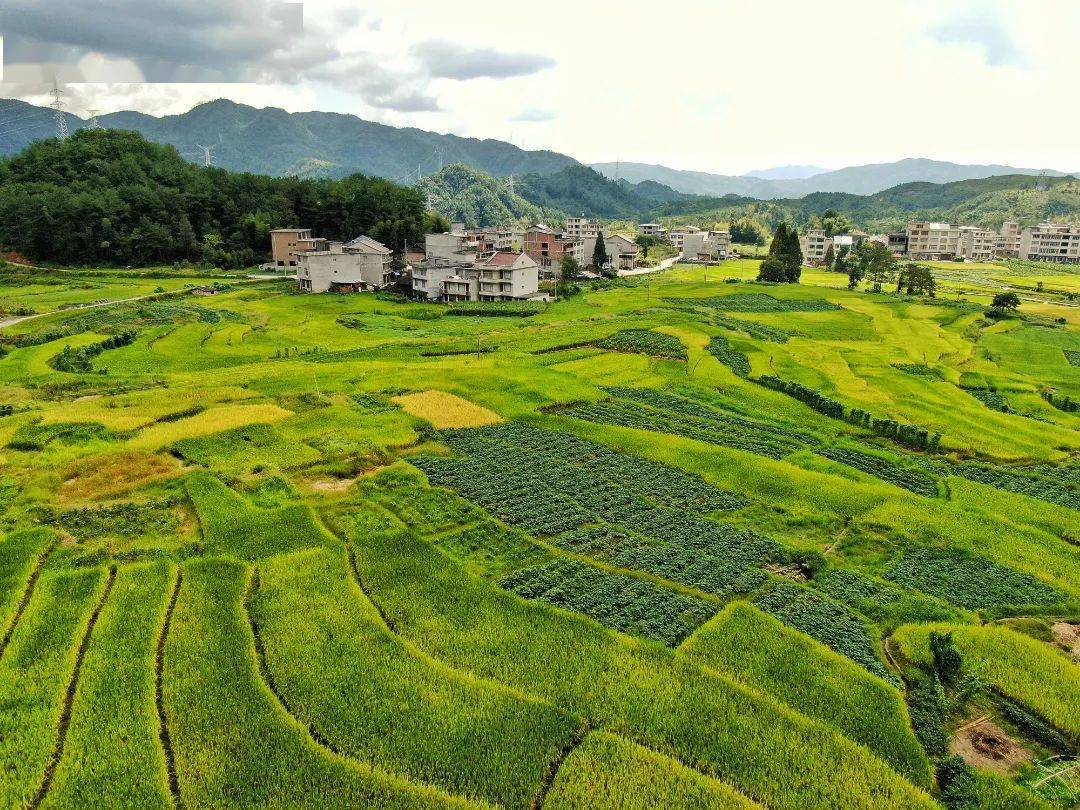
[{"left": 1, "top": 260, "right": 1078, "bottom": 807}]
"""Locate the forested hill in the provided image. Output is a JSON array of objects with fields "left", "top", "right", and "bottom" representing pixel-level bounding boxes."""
[
  {"left": 654, "top": 174, "right": 1080, "bottom": 237},
  {"left": 0, "top": 129, "right": 434, "bottom": 266},
  {"left": 421, "top": 163, "right": 689, "bottom": 227},
  {"left": 0, "top": 98, "right": 579, "bottom": 181}
]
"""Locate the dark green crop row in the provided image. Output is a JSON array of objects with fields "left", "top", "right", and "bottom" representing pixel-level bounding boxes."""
[
  {"left": 755, "top": 582, "right": 899, "bottom": 686},
  {"left": 1064, "top": 349, "right": 1080, "bottom": 367},
  {"left": 817, "top": 447, "right": 940, "bottom": 497},
  {"left": 945, "top": 459, "right": 1079, "bottom": 512},
  {"left": 49, "top": 330, "right": 137, "bottom": 373},
  {"left": 444, "top": 422, "right": 747, "bottom": 514},
  {"left": 714, "top": 316, "right": 792, "bottom": 343},
  {"left": 414, "top": 424, "right": 781, "bottom": 596},
  {"left": 706, "top": 336, "right": 750, "bottom": 377},
  {"left": 551, "top": 524, "right": 768, "bottom": 599},
  {"left": 1042, "top": 390, "right": 1078, "bottom": 413},
  {"left": 501, "top": 558, "right": 717, "bottom": 646},
  {"left": 965, "top": 388, "right": 1011, "bottom": 413},
  {"left": 446, "top": 301, "right": 545, "bottom": 317},
  {"left": 812, "top": 568, "right": 960, "bottom": 626},
  {"left": 667, "top": 293, "right": 840, "bottom": 313},
  {"left": 892, "top": 363, "right": 940, "bottom": 379},
  {"left": 756, "top": 375, "right": 845, "bottom": 419},
  {"left": 7, "top": 420, "right": 113, "bottom": 451},
  {"left": 595, "top": 329, "right": 687, "bottom": 361},
  {"left": 884, "top": 547, "right": 1064, "bottom": 611}
]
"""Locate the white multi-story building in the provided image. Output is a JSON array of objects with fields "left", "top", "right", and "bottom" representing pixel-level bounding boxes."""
[
  {"left": 636, "top": 223, "right": 666, "bottom": 240},
  {"left": 906, "top": 222, "right": 962, "bottom": 261},
  {"left": 563, "top": 217, "right": 601, "bottom": 240},
  {"left": 296, "top": 235, "right": 391, "bottom": 293},
  {"left": 1020, "top": 222, "right": 1080, "bottom": 264},
  {"left": 425, "top": 230, "right": 479, "bottom": 265},
  {"left": 475, "top": 252, "right": 540, "bottom": 301},
  {"left": 800, "top": 230, "right": 830, "bottom": 265}
]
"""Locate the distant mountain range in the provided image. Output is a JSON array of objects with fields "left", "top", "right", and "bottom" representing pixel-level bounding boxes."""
[
  {"left": 744, "top": 165, "right": 828, "bottom": 181},
  {"left": 0, "top": 98, "right": 577, "bottom": 180},
  {"left": 0, "top": 98, "right": 1076, "bottom": 222},
  {"left": 590, "top": 159, "right": 1074, "bottom": 199}
]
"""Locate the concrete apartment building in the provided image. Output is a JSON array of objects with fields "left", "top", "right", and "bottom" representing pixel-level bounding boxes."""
[
  {"left": 636, "top": 223, "right": 666, "bottom": 240},
  {"left": 682, "top": 230, "right": 731, "bottom": 262},
  {"left": 467, "top": 227, "right": 516, "bottom": 254},
  {"left": 958, "top": 226, "right": 997, "bottom": 262},
  {"left": 270, "top": 228, "right": 328, "bottom": 267},
  {"left": 413, "top": 230, "right": 540, "bottom": 301},
  {"left": 668, "top": 226, "right": 701, "bottom": 251},
  {"left": 996, "top": 220, "right": 1021, "bottom": 259},
  {"left": 1020, "top": 222, "right": 1080, "bottom": 264},
  {"left": 296, "top": 235, "right": 392, "bottom": 293},
  {"left": 906, "top": 222, "right": 962, "bottom": 261},
  {"left": 563, "top": 217, "right": 601, "bottom": 240}
]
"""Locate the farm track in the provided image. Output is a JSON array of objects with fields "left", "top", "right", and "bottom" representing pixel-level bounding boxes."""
[
  {"left": 0, "top": 539, "right": 58, "bottom": 662},
  {"left": 156, "top": 570, "right": 183, "bottom": 808},
  {"left": 242, "top": 569, "right": 348, "bottom": 757},
  {"left": 31, "top": 566, "right": 117, "bottom": 808},
  {"left": 530, "top": 721, "right": 590, "bottom": 810}
]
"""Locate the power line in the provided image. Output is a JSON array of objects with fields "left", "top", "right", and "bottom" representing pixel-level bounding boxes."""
[{"left": 50, "top": 81, "right": 69, "bottom": 139}]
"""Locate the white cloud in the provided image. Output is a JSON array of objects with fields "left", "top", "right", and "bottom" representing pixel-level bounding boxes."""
[{"left": 3, "top": 0, "right": 1078, "bottom": 173}]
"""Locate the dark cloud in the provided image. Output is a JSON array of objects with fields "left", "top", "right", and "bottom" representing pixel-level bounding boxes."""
[
  {"left": 0, "top": 0, "right": 440, "bottom": 112},
  {"left": 411, "top": 40, "right": 556, "bottom": 80}
]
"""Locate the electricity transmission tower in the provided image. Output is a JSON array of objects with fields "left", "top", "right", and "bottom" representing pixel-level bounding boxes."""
[
  {"left": 50, "top": 81, "right": 69, "bottom": 139},
  {"left": 506, "top": 175, "right": 516, "bottom": 196},
  {"left": 86, "top": 109, "right": 102, "bottom": 130},
  {"left": 196, "top": 143, "right": 216, "bottom": 167}
]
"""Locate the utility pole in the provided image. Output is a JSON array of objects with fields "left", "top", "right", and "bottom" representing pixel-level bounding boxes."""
[{"left": 50, "top": 81, "right": 69, "bottom": 140}]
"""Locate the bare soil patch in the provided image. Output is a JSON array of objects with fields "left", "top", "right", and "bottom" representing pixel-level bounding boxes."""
[
  {"left": 1052, "top": 622, "right": 1080, "bottom": 662},
  {"left": 950, "top": 717, "right": 1033, "bottom": 774}
]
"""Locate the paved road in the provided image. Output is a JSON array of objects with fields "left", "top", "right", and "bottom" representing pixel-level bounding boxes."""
[{"left": 619, "top": 255, "right": 681, "bottom": 277}]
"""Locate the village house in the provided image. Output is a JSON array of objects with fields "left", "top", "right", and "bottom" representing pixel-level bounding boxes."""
[
  {"left": 296, "top": 235, "right": 392, "bottom": 293},
  {"left": 667, "top": 226, "right": 701, "bottom": 251},
  {"left": 1020, "top": 221, "right": 1080, "bottom": 264},
  {"left": 270, "top": 228, "right": 328, "bottom": 267},
  {"left": 681, "top": 230, "right": 731, "bottom": 262},
  {"left": 586, "top": 233, "right": 639, "bottom": 271},
  {"left": 524, "top": 225, "right": 584, "bottom": 275},
  {"left": 412, "top": 232, "right": 540, "bottom": 301},
  {"left": 636, "top": 223, "right": 666, "bottom": 240}
]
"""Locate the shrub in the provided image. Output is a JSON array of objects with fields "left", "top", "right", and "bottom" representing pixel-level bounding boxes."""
[
  {"left": 446, "top": 301, "right": 544, "bottom": 317},
  {"left": 929, "top": 631, "right": 963, "bottom": 685},
  {"left": 906, "top": 674, "right": 948, "bottom": 757},
  {"left": 756, "top": 375, "right": 845, "bottom": 419}
]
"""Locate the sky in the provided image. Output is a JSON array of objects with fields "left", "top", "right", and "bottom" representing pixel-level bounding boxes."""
[{"left": 1, "top": 0, "right": 1078, "bottom": 175}]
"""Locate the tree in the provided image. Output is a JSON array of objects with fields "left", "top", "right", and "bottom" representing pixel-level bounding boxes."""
[
  {"left": 897, "top": 263, "right": 937, "bottom": 296},
  {"left": 560, "top": 254, "right": 581, "bottom": 280},
  {"left": 929, "top": 631, "right": 963, "bottom": 685},
  {"left": 823, "top": 243, "right": 835, "bottom": 270},
  {"left": 764, "top": 223, "right": 802, "bottom": 283},
  {"left": 591, "top": 235, "right": 609, "bottom": 269},
  {"left": 757, "top": 256, "right": 787, "bottom": 282},
  {"left": 855, "top": 241, "right": 896, "bottom": 293},
  {"left": 992, "top": 291, "right": 1020, "bottom": 311},
  {"left": 730, "top": 219, "right": 765, "bottom": 246},
  {"left": 782, "top": 226, "right": 803, "bottom": 282},
  {"left": 635, "top": 233, "right": 660, "bottom": 258}
]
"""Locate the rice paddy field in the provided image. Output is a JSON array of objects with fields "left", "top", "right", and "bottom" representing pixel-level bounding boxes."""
[{"left": 0, "top": 259, "right": 1077, "bottom": 808}]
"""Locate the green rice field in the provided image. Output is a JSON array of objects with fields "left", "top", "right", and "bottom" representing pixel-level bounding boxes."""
[{"left": 0, "top": 259, "right": 1077, "bottom": 807}]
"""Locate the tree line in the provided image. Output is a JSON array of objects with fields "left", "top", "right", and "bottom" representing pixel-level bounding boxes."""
[{"left": 0, "top": 129, "right": 436, "bottom": 267}]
